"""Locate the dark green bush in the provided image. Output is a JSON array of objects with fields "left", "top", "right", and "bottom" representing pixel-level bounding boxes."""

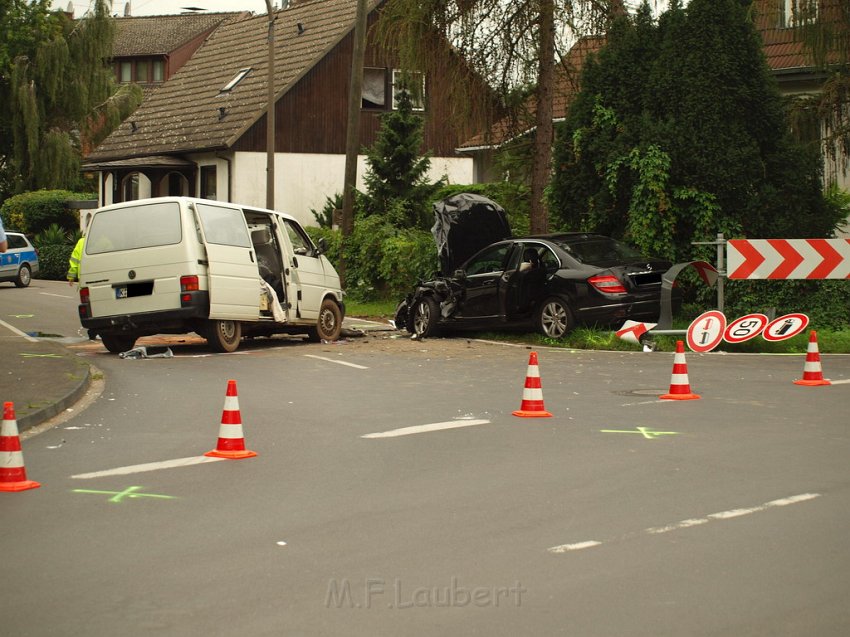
[
  {"left": 0, "top": 190, "right": 95, "bottom": 235},
  {"left": 723, "top": 279, "right": 850, "bottom": 331},
  {"left": 36, "top": 244, "right": 74, "bottom": 281}
]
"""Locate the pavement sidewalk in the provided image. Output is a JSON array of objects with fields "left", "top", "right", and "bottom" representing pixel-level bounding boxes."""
[{"left": 0, "top": 330, "right": 91, "bottom": 433}]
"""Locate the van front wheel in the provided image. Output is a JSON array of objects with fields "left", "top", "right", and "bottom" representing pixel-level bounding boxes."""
[
  {"left": 307, "top": 299, "right": 342, "bottom": 342},
  {"left": 207, "top": 320, "right": 242, "bottom": 353}
]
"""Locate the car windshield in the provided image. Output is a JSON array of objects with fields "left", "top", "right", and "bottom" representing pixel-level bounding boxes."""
[{"left": 553, "top": 236, "right": 643, "bottom": 265}]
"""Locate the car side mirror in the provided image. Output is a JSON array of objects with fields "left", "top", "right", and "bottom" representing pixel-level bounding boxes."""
[
  {"left": 453, "top": 269, "right": 466, "bottom": 280},
  {"left": 316, "top": 237, "right": 327, "bottom": 255}
]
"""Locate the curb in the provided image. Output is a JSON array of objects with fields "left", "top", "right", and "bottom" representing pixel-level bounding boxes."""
[{"left": 16, "top": 362, "right": 92, "bottom": 434}]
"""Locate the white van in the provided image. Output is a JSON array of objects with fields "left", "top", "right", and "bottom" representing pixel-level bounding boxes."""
[{"left": 77, "top": 197, "right": 345, "bottom": 353}]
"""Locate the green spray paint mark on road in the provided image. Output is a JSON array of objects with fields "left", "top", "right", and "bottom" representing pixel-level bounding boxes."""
[
  {"left": 73, "top": 486, "right": 177, "bottom": 503},
  {"left": 600, "top": 427, "right": 681, "bottom": 440}
]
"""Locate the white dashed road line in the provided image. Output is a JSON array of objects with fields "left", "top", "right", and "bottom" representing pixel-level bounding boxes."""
[
  {"left": 71, "top": 455, "right": 225, "bottom": 479},
  {"left": 361, "top": 419, "right": 491, "bottom": 439},
  {"left": 548, "top": 492, "right": 821, "bottom": 554},
  {"left": 303, "top": 354, "right": 369, "bottom": 369}
]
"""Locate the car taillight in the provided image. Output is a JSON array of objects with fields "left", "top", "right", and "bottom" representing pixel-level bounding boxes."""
[
  {"left": 180, "top": 275, "right": 199, "bottom": 292},
  {"left": 79, "top": 287, "right": 90, "bottom": 303},
  {"left": 588, "top": 274, "right": 627, "bottom": 294}
]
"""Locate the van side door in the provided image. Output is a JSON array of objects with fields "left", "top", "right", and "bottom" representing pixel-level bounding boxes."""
[
  {"left": 280, "top": 218, "right": 325, "bottom": 320},
  {"left": 194, "top": 202, "right": 260, "bottom": 319}
]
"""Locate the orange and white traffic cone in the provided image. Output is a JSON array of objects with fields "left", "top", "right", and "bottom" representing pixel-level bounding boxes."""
[
  {"left": 0, "top": 402, "right": 41, "bottom": 492},
  {"left": 512, "top": 351, "right": 553, "bottom": 418},
  {"left": 794, "top": 330, "right": 831, "bottom": 386},
  {"left": 660, "top": 341, "right": 701, "bottom": 400},
  {"left": 205, "top": 380, "right": 257, "bottom": 459}
]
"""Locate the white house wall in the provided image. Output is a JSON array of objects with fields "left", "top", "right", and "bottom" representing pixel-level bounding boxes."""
[{"left": 227, "top": 151, "right": 473, "bottom": 228}]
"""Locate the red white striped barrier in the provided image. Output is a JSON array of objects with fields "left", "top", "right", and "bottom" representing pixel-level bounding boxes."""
[
  {"left": 512, "top": 351, "right": 553, "bottom": 418},
  {"left": 793, "top": 331, "right": 831, "bottom": 386},
  {"left": 0, "top": 402, "right": 41, "bottom": 492},
  {"left": 728, "top": 239, "right": 850, "bottom": 280},
  {"left": 205, "top": 380, "right": 258, "bottom": 459},
  {"left": 660, "top": 341, "right": 701, "bottom": 400}
]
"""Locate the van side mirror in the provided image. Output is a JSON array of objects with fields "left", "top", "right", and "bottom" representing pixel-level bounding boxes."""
[{"left": 317, "top": 237, "right": 327, "bottom": 255}]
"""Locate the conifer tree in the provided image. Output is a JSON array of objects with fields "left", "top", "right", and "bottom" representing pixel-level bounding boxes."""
[{"left": 361, "top": 81, "right": 443, "bottom": 229}]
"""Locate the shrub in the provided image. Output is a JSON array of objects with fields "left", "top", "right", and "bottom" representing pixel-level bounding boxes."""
[
  {"left": 37, "top": 244, "right": 74, "bottom": 281},
  {"left": 0, "top": 190, "right": 95, "bottom": 235}
]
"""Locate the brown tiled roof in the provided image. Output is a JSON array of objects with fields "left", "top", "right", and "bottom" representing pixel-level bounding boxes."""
[
  {"left": 89, "top": 0, "right": 367, "bottom": 161},
  {"left": 112, "top": 12, "right": 241, "bottom": 57},
  {"left": 458, "top": 36, "right": 605, "bottom": 150},
  {"left": 755, "top": 0, "right": 846, "bottom": 71}
]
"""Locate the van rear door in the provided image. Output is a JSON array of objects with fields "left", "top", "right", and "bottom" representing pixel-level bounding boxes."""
[{"left": 194, "top": 202, "right": 260, "bottom": 320}]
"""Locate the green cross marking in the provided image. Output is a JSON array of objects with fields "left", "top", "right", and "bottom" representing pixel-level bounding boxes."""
[
  {"left": 73, "top": 486, "right": 176, "bottom": 503},
  {"left": 9, "top": 314, "right": 34, "bottom": 318},
  {"left": 600, "top": 426, "right": 681, "bottom": 440}
]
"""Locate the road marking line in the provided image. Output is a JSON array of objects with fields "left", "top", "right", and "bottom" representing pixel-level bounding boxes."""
[
  {"left": 40, "top": 292, "right": 73, "bottom": 298},
  {"left": 71, "top": 455, "right": 225, "bottom": 479},
  {"left": 304, "top": 354, "right": 369, "bottom": 369},
  {"left": 828, "top": 379, "right": 850, "bottom": 385},
  {"left": 362, "top": 419, "right": 490, "bottom": 439},
  {"left": 0, "top": 319, "right": 39, "bottom": 342},
  {"left": 548, "top": 541, "right": 602, "bottom": 553},
  {"left": 549, "top": 492, "right": 821, "bottom": 554}
]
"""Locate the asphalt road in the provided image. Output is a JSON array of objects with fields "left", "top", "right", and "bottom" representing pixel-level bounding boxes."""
[{"left": 2, "top": 281, "right": 850, "bottom": 636}]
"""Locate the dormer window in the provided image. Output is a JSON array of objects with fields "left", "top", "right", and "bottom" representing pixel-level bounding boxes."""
[
  {"left": 780, "top": 0, "right": 819, "bottom": 28},
  {"left": 220, "top": 68, "right": 252, "bottom": 93}
]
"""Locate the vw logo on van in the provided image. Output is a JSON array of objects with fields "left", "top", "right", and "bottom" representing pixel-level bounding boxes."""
[{"left": 128, "top": 270, "right": 136, "bottom": 280}]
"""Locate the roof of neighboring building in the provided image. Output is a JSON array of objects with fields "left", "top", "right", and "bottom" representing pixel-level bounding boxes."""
[
  {"left": 111, "top": 12, "right": 243, "bottom": 57},
  {"left": 755, "top": 0, "right": 846, "bottom": 72},
  {"left": 88, "top": 0, "right": 373, "bottom": 162},
  {"left": 458, "top": 36, "right": 604, "bottom": 151}
]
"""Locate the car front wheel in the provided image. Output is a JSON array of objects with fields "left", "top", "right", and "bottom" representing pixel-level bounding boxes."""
[
  {"left": 15, "top": 264, "right": 31, "bottom": 288},
  {"left": 412, "top": 296, "right": 440, "bottom": 337},
  {"left": 537, "top": 297, "right": 574, "bottom": 339}
]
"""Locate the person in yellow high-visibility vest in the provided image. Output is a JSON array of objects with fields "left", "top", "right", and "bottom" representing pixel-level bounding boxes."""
[{"left": 67, "top": 236, "right": 85, "bottom": 286}]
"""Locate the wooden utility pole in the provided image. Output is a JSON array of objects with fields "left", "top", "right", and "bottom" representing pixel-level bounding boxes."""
[
  {"left": 264, "top": 0, "right": 277, "bottom": 209},
  {"left": 341, "top": 0, "right": 368, "bottom": 250}
]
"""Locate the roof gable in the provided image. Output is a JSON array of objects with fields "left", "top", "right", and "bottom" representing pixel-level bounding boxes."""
[
  {"left": 112, "top": 12, "right": 241, "bottom": 57},
  {"left": 89, "top": 0, "right": 367, "bottom": 161}
]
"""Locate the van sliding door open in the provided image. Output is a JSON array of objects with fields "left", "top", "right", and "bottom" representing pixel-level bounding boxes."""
[{"left": 195, "top": 202, "right": 260, "bottom": 319}]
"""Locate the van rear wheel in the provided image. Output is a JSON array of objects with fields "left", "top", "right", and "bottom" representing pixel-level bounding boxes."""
[
  {"left": 102, "top": 334, "right": 137, "bottom": 354},
  {"left": 207, "top": 320, "right": 242, "bottom": 353}
]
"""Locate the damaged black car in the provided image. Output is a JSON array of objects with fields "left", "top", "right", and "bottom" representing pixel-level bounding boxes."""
[{"left": 395, "top": 193, "right": 674, "bottom": 339}]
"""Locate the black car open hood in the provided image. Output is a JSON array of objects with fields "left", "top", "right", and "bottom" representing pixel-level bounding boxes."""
[{"left": 431, "top": 193, "right": 512, "bottom": 274}]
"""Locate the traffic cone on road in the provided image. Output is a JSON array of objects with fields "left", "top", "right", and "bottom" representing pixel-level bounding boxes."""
[
  {"left": 660, "top": 341, "right": 701, "bottom": 401},
  {"left": 0, "top": 402, "right": 41, "bottom": 492},
  {"left": 205, "top": 380, "right": 257, "bottom": 459},
  {"left": 512, "top": 351, "right": 553, "bottom": 418},
  {"left": 794, "top": 331, "right": 831, "bottom": 386}
]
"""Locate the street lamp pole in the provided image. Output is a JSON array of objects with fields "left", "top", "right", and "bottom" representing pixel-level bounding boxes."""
[{"left": 264, "top": 0, "right": 277, "bottom": 210}]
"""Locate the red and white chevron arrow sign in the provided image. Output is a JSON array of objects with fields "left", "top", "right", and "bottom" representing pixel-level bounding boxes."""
[{"left": 727, "top": 239, "right": 850, "bottom": 279}]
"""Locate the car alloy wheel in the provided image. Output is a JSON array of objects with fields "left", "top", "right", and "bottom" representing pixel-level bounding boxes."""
[{"left": 538, "top": 297, "right": 573, "bottom": 338}]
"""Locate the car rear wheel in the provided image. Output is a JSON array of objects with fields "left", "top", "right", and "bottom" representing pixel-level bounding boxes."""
[
  {"left": 14, "top": 264, "right": 31, "bottom": 288},
  {"left": 537, "top": 297, "right": 574, "bottom": 339},
  {"left": 207, "top": 319, "right": 242, "bottom": 352},
  {"left": 102, "top": 334, "right": 137, "bottom": 354},
  {"left": 412, "top": 296, "right": 440, "bottom": 337},
  {"left": 307, "top": 298, "right": 342, "bottom": 342}
]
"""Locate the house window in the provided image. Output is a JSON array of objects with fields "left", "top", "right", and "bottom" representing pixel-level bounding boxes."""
[
  {"left": 119, "top": 61, "right": 132, "bottom": 83},
  {"left": 152, "top": 60, "right": 164, "bottom": 82},
  {"left": 392, "top": 70, "right": 425, "bottom": 111},
  {"left": 219, "top": 68, "right": 252, "bottom": 94},
  {"left": 780, "top": 0, "right": 819, "bottom": 28},
  {"left": 136, "top": 60, "right": 149, "bottom": 83},
  {"left": 200, "top": 165, "right": 217, "bottom": 200},
  {"left": 362, "top": 68, "right": 386, "bottom": 109}
]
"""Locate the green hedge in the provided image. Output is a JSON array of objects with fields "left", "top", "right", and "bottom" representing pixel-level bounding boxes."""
[
  {"left": 0, "top": 190, "right": 96, "bottom": 235},
  {"left": 36, "top": 244, "right": 75, "bottom": 281}
]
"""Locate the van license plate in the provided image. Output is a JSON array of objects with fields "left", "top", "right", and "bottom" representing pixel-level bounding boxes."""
[{"left": 115, "top": 286, "right": 128, "bottom": 299}]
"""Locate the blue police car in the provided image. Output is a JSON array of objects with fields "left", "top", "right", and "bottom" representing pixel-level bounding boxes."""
[{"left": 0, "top": 232, "right": 39, "bottom": 287}]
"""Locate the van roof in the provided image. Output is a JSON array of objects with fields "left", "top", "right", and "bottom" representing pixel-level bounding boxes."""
[{"left": 94, "top": 197, "right": 299, "bottom": 223}]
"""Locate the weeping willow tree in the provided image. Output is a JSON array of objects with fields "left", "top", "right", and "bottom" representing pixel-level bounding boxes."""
[
  {"left": 4, "top": 0, "right": 141, "bottom": 196},
  {"left": 374, "top": 0, "right": 629, "bottom": 233}
]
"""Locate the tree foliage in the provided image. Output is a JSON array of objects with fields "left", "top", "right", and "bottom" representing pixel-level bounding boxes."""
[
  {"left": 360, "top": 83, "right": 444, "bottom": 229},
  {"left": 0, "top": 0, "right": 141, "bottom": 200},
  {"left": 548, "top": 0, "right": 844, "bottom": 264}
]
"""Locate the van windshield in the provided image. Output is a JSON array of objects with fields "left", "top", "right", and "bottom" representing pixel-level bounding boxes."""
[{"left": 86, "top": 202, "right": 182, "bottom": 254}]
